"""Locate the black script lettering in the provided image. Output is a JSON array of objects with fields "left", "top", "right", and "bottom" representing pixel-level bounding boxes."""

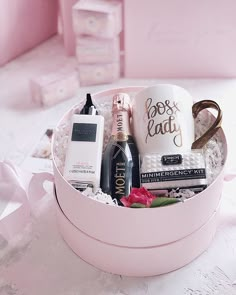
[
  {"left": 165, "top": 100, "right": 174, "bottom": 115},
  {"left": 156, "top": 102, "right": 165, "bottom": 115},
  {"left": 145, "top": 97, "right": 183, "bottom": 146},
  {"left": 146, "top": 98, "right": 157, "bottom": 119},
  {"left": 173, "top": 101, "right": 180, "bottom": 114},
  {"left": 146, "top": 119, "right": 155, "bottom": 143},
  {"left": 173, "top": 127, "right": 182, "bottom": 147},
  {"left": 146, "top": 115, "right": 183, "bottom": 147},
  {"left": 146, "top": 98, "right": 181, "bottom": 118}
]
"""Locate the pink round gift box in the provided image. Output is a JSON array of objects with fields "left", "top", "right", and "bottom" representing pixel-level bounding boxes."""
[{"left": 52, "top": 86, "right": 227, "bottom": 276}]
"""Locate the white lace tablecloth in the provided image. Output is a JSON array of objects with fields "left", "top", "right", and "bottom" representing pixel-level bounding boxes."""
[{"left": 1, "top": 36, "right": 236, "bottom": 295}]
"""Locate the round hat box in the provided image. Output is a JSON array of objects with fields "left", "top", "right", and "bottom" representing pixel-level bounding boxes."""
[{"left": 52, "top": 86, "right": 227, "bottom": 276}]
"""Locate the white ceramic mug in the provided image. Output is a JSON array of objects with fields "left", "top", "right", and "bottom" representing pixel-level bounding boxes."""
[{"left": 132, "top": 84, "right": 222, "bottom": 154}]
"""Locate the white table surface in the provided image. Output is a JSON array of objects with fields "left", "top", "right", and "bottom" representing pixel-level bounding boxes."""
[{"left": 0, "top": 36, "right": 236, "bottom": 295}]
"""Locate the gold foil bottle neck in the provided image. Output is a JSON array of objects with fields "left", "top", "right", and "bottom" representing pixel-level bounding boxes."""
[{"left": 114, "top": 132, "right": 128, "bottom": 141}]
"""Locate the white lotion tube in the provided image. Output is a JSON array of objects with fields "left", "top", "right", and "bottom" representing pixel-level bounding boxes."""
[{"left": 63, "top": 94, "right": 104, "bottom": 191}]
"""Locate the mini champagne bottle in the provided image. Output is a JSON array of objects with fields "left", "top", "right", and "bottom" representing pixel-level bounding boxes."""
[{"left": 101, "top": 93, "right": 140, "bottom": 205}]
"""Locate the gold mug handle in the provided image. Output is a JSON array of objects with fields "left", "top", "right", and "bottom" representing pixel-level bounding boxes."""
[{"left": 191, "top": 100, "right": 222, "bottom": 149}]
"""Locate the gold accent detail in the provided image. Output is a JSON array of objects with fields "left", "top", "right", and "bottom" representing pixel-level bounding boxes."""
[
  {"left": 114, "top": 132, "right": 128, "bottom": 142},
  {"left": 191, "top": 100, "right": 222, "bottom": 149}
]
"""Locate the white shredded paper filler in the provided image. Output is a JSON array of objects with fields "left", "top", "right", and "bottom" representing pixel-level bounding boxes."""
[{"left": 53, "top": 94, "right": 225, "bottom": 204}]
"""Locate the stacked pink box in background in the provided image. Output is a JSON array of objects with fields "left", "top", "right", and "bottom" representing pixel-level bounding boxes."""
[
  {"left": 30, "top": 69, "right": 80, "bottom": 107},
  {"left": 75, "top": 37, "right": 120, "bottom": 64},
  {"left": 72, "top": 0, "right": 122, "bottom": 86},
  {"left": 0, "top": 0, "right": 58, "bottom": 66}
]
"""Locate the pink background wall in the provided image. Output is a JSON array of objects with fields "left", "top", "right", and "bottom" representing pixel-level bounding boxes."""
[
  {"left": 124, "top": 0, "right": 236, "bottom": 78},
  {"left": 0, "top": 0, "right": 58, "bottom": 66}
]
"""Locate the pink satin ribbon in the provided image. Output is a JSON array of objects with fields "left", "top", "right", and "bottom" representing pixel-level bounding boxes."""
[
  {"left": 224, "top": 172, "right": 236, "bottom": 182},
  {"left": 0, "top": 161, "right": 54, "bottom": 242}
]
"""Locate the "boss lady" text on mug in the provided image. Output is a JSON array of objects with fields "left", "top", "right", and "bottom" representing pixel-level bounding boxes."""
[{"left": 145, "top": 98, "right": 183, "bottom": 147}]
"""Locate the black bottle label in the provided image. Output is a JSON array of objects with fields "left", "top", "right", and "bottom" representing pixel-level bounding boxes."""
[
  {"left": 71, "top": 123, "right": 97, "bottom": 142},
  {"left": 161, "top": 154, "right": 183, "bottom": 165}
]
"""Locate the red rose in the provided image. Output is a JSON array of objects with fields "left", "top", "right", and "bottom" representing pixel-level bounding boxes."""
[{"left": 120, "top": 187, "right": 157, "bottom": 208}]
